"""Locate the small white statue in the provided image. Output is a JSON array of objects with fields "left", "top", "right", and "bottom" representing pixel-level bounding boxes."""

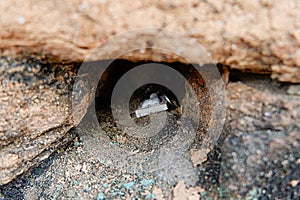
[{"left": 135, "top": 93, "right": 168, "bottom": 118}]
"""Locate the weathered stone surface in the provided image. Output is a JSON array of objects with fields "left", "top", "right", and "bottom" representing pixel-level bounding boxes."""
[
  {"left": 0, "top": 57, "right": 87, "bottom": 185},
  {"left": 226, "top": 81, "right": 300, "bottom": 135},
  {"left": 0, "top": 0, "right": 300, "bottom": 82},
  {"left": 223, "top": 79, "right": 300, "bottom": 198},
  {"left": 0, "top": 0, "right": 300, "bottom": 187}
]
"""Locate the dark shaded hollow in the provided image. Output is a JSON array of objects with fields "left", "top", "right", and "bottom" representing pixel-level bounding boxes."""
[{"left": 93, "top": 59, "right": 213, "bottom": 150}]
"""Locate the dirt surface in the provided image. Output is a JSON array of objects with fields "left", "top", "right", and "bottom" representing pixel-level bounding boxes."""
[
  {"left": 0, "top": 120, "right": 220, "bottom": 200},
  {"left": 1, "top": 75, "right": 299, "bottom": 199},
  {"left": 1, "top": 0, "right": 300, "bottom": 186},
  {"left": 1, "top": 0, "right": 300, "bottom": 82},
  {"left": 222, "top": 74, "right": 300, "bottom": 199}
]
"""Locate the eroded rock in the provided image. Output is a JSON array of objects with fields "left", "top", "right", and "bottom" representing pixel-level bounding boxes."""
[{"left": 0, "top": 0, "right": 300, "bottom": 82}]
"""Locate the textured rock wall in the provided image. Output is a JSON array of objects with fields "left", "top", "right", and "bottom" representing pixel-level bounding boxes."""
[
  {"left": 223, "top": 78, "right": 300, "bottom": 198},
  {"left": 0, "top": 57, "right": 85, "bottom": 185},
  {"left": 0, "top": 0, "right": 300, "bottom": 82}
]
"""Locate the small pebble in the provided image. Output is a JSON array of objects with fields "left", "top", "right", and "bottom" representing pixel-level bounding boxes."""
[
  {"left": 123, "top": 181, "right": 135, "bottom": 189},
  {"left": 56, "top": 185, "right": 62, "bottom": 191},
  {"left": 74, "top": 142, "right": 81, "bottom": 147},
  {"left": 97, "top": 192, "right": 104, "bottom": 200},
  {"left": 290, "top": 180, "right": 299, "bottom": 187},
  {"left": 145, "top": 193, "right": 155, "bottom": 199},
  {"left": 140, "top": 179, "right": 155, "bottom": 187},
  {"left": 102, "top": 183, "right": 108, "bottom": 188},
  {"left": 84, "top": 186, "right": 91, "bottom": 192}
]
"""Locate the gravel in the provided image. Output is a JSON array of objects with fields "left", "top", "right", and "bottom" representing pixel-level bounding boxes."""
[{"left": 1, "top": 72, "right": 299, "bottom": 200}]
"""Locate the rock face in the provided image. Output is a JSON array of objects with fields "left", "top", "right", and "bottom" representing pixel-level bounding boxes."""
[
  {"left": 0, "top": 0, "right": 300, "bottom": 82},
  {"left": 223, "top": 78, "right": 300, "bottom": 198},
  {"left": 0, "top": 0, "right": 300, "bottom": 186},
  {"left": 0, "top": 57, "right": 87, "bottom": 185}
]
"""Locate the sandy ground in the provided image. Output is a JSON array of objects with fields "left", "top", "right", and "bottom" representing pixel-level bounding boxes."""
[
  {"left": 1, "top": 118, "right": 299, "bottom": 199},
  {"left": 0, "top": 74, "right": 299, "bottom": 200}
]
